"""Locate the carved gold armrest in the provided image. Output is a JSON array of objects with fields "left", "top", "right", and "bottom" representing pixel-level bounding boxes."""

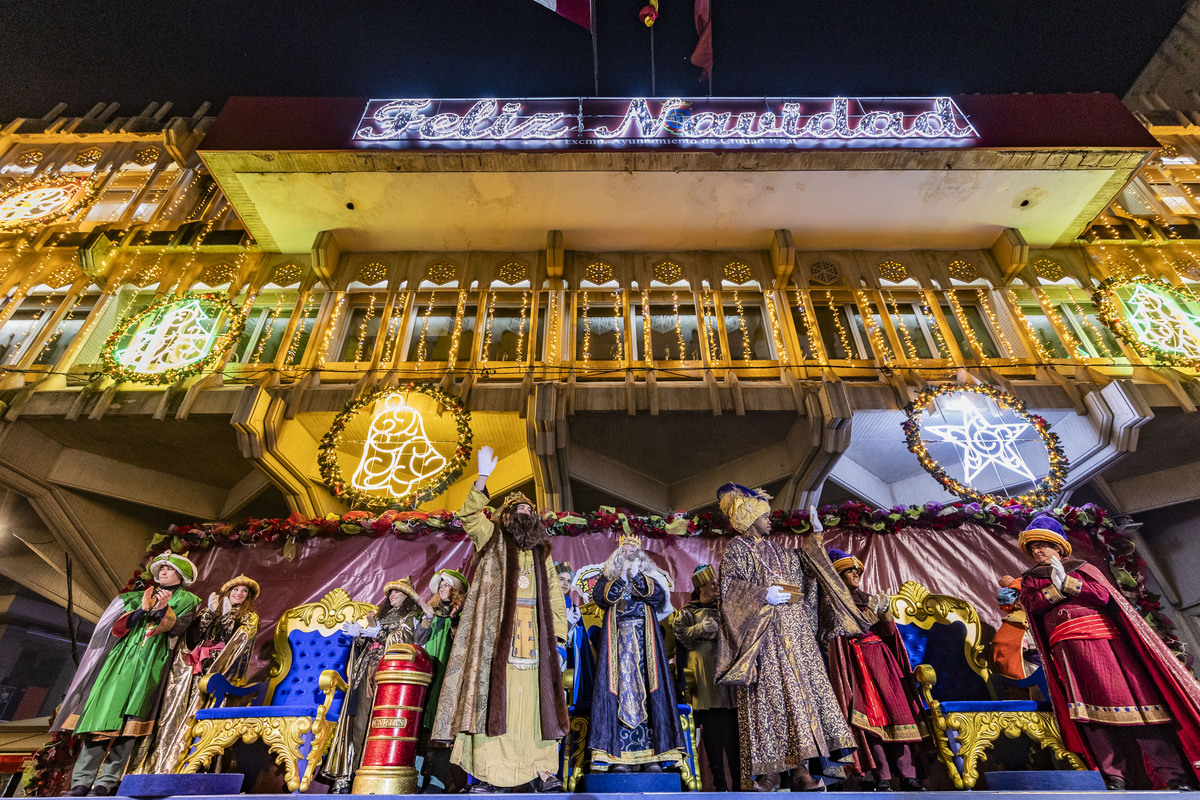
[
  {"left": 912, "top": 664, "right": 944, "bottom": 717},
  {"left": 197, "top": 673, "right": 260, "bottom": 708},
  {"left": 316, "top": 669, "right": 349, "bottom": 723}
]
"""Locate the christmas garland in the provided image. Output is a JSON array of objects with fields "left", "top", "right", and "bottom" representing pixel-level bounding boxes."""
[
  {"left": 317, "top": 383, "right": 474, "bottom": 511},
  {"left": 1092, "top": 275, "right": 1200, "bottom": 369},
  {"left": 99, "top": 292, "right": 247, "bottom": 385},
  {"left": 123, "top": 499, "right": 1179, "bottom": 656},
  {"left": 903, "top": 383, "right": 1068, "bottom": 508}
]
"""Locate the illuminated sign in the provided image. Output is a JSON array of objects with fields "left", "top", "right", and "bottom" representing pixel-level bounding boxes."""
[{"left": 353, "top": 97, "right": 976, "bottom": 149}]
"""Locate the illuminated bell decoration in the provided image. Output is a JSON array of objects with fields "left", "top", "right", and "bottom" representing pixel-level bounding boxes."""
[
  {"left": 101, "top": 294, "right": 246, "bottom": 385},
  {"left": 352, "top": 394, "right": 448, "bottom": 498},
  {"left": 318, "top": 383, "right": 473, "bottom": 511}
]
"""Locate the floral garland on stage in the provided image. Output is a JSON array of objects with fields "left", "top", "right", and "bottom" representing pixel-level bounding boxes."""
[{"left": 125, "top": 499, "right": 1180, "bottom": 655}]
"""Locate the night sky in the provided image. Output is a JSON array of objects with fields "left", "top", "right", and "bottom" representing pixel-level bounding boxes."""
[{"left": 0, "top": 1, "right": 1188, "bottom": 122}]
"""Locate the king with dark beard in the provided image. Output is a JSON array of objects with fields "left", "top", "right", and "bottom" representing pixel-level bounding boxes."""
[{"left": 432, "top": 445, "right": 569, "bottom": 793}]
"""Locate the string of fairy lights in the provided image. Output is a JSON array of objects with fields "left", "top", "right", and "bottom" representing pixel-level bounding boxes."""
[
  {"left": 884, "top": 291, "right": 920, "bottom": 360},
  {"left": 671, "top": 290, "right": 688, "bottom": 361},
  {"left": 481, "top": 290, "right": 498, "bottom": 361},
  {"left": 704, "top": 287, "right": 724, "bottom": 360},
  {"left": 580, "top": 290, "right": 591, "bottom": 364},
  {"left": 11, "top": 261, "right": 1200, "bottom": 382},
  {"left": 973, "top": 288, "right": 1017, "bottom": 364},
  {"left": 11, "top": 138, "right": 1200, "bottom": 386},
  {"left": 353, "top": 294, "right": 377, "bottom": 363},
  {"left": 608, "top": 289, "right": 621, "bottom": 361}
]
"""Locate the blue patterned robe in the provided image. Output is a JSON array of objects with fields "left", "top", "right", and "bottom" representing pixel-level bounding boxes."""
[{"left": 587, "top": 572, "right": 685, "bottom": 766}]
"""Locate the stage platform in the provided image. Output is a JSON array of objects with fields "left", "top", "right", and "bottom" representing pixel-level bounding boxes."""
[{"left": 97, "top": 792, "right": 1190, "bottom": 798}]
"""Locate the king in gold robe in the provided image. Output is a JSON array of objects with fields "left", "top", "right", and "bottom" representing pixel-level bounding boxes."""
[
  {"left": 714, "top": 484, "right": 864, "bottom": 789},
  {"left": 432, "top": 445, "right": 568, "bottom": 792}
]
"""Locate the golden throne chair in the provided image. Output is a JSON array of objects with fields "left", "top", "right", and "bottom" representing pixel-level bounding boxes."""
[
  {"left": 178, "top": 588, "right": 377, "bottom": 792},
  {"left": 890, "top": 580, "right": 1086, "bottom": 789}
]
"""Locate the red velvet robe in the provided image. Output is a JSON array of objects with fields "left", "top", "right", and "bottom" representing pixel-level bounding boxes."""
[
  {"left": 827, "top": 591, "right": 927, "bottom": 775},
  {"left": 1021, "top": 561, "right": 1200, "bottom": 781}
]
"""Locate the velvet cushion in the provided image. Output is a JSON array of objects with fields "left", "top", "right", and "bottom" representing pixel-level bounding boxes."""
[
  {"left": 267, "top": 630, "right": 354, "bottom": 719},
  {"left": 897, "top": 620, "right": 990, "bottom": 702},
  {"left": 938, "top": 700, "right": 1048, "bottom": 713},
  {"left": 195, "top": 703, "right": 332, "bottom": 721}
]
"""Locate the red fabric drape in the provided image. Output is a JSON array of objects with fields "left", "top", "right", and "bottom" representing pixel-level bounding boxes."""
[{"left": 179, "top": 522, "right": 1102, "bottom": 681}]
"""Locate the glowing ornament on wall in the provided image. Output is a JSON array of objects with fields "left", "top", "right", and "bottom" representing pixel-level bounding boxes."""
[
  {"left": 319, "top": 384, "right": 473, "bottom": 510},
  {"left": 1093, "top": 277, "right": 1200, "bottom": 367},
  {"left": 923, "top": 405, "right": 1035, "bottom": 485},
  {"left": 101, "top": 293, "right": 246, "bottom": 385},
  {"left": 0, "top": 176, "right": 98, "bottom": 231},
  {"left": 352, "top": 394, "right": 448, "bottom": 497},
  {"left": 903, "top": 383, "right": 1068, "bottom": 508}
]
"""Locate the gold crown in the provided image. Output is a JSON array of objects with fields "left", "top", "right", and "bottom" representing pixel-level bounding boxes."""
[
  {"left": 503, "top": 491, "right": 534, "bottom": 510},
  {"left": 618, "top": 530, "right": 640, "bottom": 548}
]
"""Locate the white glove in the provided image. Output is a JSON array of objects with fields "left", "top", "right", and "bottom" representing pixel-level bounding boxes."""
[
  {"left": 766, "top": 585, "right": 792, "bottom": 606},
  {"left": 870, "top": 592, "right": 891, "bottom": 616},
  {"left": 208, "top": 591, "right": 220, "bottom": 612},
  {"left": 566, "top": 605, "right": 582, "bottom": 626},
  {"left": 362, "top": 623, "right": 382, "bottom": 638},
  {"left": 342, "top": 621, "right": 365, "bottom": 637},
  {"left": 1050, "top": 556, "right": 1067, "bottom": 592},
  {"left": 808, "top": 504, "right": 823, "bottom": 533},
  {"left": 477, "top": 445, "right": 499, "bottom": 478}
]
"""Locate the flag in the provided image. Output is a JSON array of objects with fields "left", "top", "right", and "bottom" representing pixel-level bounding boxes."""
[
  {"left": 532, "top": 0, "right": 592, "bottom": 30},
  {"left": 690, "top": 0, "right": 713, "bottom": 81}
]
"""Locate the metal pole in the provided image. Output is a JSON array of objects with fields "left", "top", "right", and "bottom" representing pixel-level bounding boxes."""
[
  {"left": 707, "top": 0, "right": 713, "bottom": 97},
  {"left": 591, "top": 0, "right": 599, "bottom": 95},
  {"left": 651, "top": 26, "right": 657, "bottom": 96},
  {"left": 65, "top": 553, "right": 79, "bottom": 666}
]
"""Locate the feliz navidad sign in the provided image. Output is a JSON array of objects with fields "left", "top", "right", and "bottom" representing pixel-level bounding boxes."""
[{"left": 353, "top": 96, "right": 977, "bottom": 149}]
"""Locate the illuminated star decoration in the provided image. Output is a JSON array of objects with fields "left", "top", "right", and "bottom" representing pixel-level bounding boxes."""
[{"left": 923, "top": 405, "right": 1035, "bottom": 485}]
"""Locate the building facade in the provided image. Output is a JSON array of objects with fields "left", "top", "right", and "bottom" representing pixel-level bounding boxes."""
[{"left": 3, "top": 92, "right": 1200, "bottom": 670}]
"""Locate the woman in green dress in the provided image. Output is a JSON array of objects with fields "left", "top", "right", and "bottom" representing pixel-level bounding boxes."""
[{"left": 415, "top": 568, "right": 466, "bottom": 792}]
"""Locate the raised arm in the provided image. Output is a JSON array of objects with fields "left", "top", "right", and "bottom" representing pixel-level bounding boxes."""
[{"left": 459, "top": 444, "right": 500, "bottom": 550}]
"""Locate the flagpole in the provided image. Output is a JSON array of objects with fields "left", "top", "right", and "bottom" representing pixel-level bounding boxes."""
[
  {"left": 707, "top": 0, "right": 713, "bottom": 96},
  {"left": 651, "top": 26, "right": 657, "bottom": 96},
  {"left": 591, "top": 0, "right": 599, "bottom": 96}
]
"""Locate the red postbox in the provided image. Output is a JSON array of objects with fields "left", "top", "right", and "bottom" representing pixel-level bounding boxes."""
[{"left": 351, "top": 642, "right": 434, "bottom": 794}]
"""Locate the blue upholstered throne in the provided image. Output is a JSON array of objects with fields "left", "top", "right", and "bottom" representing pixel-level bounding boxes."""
[
  {"left": 179, "top": 588, "right": 376, "bottom": 792},
  {"left": 890, "top": 581, "right": 1086, "bottom": 789}
]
